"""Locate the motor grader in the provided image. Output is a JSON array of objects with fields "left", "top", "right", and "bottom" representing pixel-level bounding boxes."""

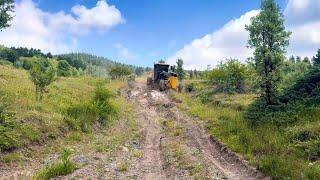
[{"left": 147, "top": 62, "right": 179, "bottom": 91}]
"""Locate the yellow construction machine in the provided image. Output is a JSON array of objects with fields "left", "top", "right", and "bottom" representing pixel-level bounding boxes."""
[{"left": 147, "top": 62, "right": 179, "bottom": 91}]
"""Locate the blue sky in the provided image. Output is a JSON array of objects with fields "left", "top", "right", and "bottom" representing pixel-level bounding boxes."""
[{"left": 2, "top": 0, "right": 320, "bottom": 69}]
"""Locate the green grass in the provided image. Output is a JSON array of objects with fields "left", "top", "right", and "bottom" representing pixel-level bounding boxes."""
[
  {"left": 0, "top": 64, "right": 126, "bottom": 152},
  {"left": 173, "top": 90, "right": 320, "bottom": 179},
  {"left": 34, "top": 149, "right": 77, "bottom": 179}
]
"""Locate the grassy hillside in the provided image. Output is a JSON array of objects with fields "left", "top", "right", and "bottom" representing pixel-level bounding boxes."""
[
  {"left": 0, "top": 64, "right": 126, "bottom": 152},
  {"left": 173, "top": 81, "right": 320, "bottom": 179}
]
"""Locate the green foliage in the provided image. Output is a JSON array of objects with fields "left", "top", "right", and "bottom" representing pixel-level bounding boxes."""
[
  {"left": 176, "top": 59, "right": 185, "bottom": 81},
  {"left": 289, "top": 55, "right": 295, "bottom": 63},
  {"left": 109, "top": 65, "right": 132, "bottom": 79},
  {"left": 279, "top": 60, "right": 311, "bottom": 91},
  {"left": 66, "top": 85, "right": 118, "bottom": 132},
  {"left": 296, "top": 56, "right": 302, "bottom": 63},
  {"left": 185, "top": 83, "right": 196, "bottom": 92},
  {"left": 246, "top": 0, "right": 291, "bottom": 104},
  {"left": 56, "top": 54, "right": 87, "bottom": 70},
  {"left": 0, "top": 0, "right": 14, "bottom": 30},
  {"left": 0, "top": 120, "right": 21, "bottom": 151},
  {"left": 134, "top": 66, "right": 144, "bottom": 76},
  {"left": 246, "top": 66, "right": 320, "bottom": 125},
  {"left": 208, "top": 59, "right": 252, "bottom": 93},
  {"left": 0, "top": 47, "right": 17, "bottom": 62},
  {"left": 174, "top": 91, "right": 320, "bottom": 179},
  {"left": 312, "top": 49, "right": 320, "bottom": 66},
  {"left": 29, "top": 58, "right": 56, "bottom": 101},
  {"left": 303, "top": 57, "right": 311, "bottom": 65},
  {"left": 0, "top": 46, "right": 46, "bottom": 63},
  {"left": 34, "top": 148, "right": 77, "bottom": 180},
  {"left": 57, "top": 60, "right": 72, "bottom": 77}
]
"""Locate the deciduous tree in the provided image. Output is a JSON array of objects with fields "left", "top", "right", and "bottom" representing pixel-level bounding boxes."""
[{"left": 0, "top": 0, "right": 14, "bottom": 30}]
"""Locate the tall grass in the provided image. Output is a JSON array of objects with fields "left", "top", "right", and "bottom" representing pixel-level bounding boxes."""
[
  {"left": 0, "top": 64, "right": 126, "bottom": 152},
  {"left": 173, "top": 90, "right": 320, "bottom": 179},
  {"left": 34, "top": 148, "right": 77, "bottom": 180}
]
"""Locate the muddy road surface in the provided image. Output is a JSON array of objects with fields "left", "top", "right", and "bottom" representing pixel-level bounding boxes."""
[{"left": 126, "top": 82, "right": 267, "bottom": 180}]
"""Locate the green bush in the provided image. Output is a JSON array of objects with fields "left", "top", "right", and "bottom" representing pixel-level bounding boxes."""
[
  {"left": 65, "top": 85, "right": 118, "bottom": 132},
  {"left": 185, "top": 83, "right": 195, "bottom": 93},
  {"left": 207, "top": 59, "right": 253, "bottom": 93},
  {"left": 34, "top": 148, "right": 77, "bottom": 180},
  {"left": 246, "top": 66, "right": 320, "bottom": 125},
  {"left": 57, "top": 60, "right": 72, "bottom": 77},
  {"left": 29, "top": 58, "right": 56, "bottom": 101}
]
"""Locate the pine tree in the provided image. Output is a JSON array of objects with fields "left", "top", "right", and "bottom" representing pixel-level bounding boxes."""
[
  {"left": 303, "top": 57, "right": 310, "bottom": 65},
  {"left": 289, "top": 55, "right": 295, "bottom": 63},
  {"left": 296, "top": 56, "right": 301, "bottom": 63},
  {"left": 312, "top": 49, "right": 320, "bottom": 66},
  {"left": 176, "top": 59, "right": 185, "bottom": 81},
  {"left": 246, "top": 0, "right": 291, "bottom": 105}
]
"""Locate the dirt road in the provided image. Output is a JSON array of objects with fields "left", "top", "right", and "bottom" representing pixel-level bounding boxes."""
[{"left": 126, "top": 82, "right": 267, "bottom": 179}]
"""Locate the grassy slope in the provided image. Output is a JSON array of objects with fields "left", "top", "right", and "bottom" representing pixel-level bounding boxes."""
[
  {"left": 173, "top": 85, "right": 320, "bottom": 179},
  {"left": 0, "top": 64, "right": 126, "bottom": 153}
]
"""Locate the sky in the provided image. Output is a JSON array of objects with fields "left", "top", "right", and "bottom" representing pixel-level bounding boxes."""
[{"left": 0, "top": 0, "right": 319, "bottom": 69}]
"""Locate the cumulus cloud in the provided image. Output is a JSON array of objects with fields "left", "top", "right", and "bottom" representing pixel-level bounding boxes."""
[
  {"left": 0, "top": 0, "right": 124, "bottom": 54},
  {"left": 168, "top": 10, "right": 259, "bottom": 70},
  {"left": 285, "top": 0, "right": 320, "bottom": 58},
  {"left": 170, "top": 0, "right": 320, "bottom": 69}
]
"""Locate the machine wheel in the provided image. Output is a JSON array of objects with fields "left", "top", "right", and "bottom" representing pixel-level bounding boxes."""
[
  {"left": 147, "top": 77, "right": 153, "bottom": 86},
  {"left": 159, "top": 79, "right": 166, "bottom": 91}
]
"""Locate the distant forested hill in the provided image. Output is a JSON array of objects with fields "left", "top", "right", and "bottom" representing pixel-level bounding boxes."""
[{"left": 0, "top": 45, "right": 151, "bottom": 77}]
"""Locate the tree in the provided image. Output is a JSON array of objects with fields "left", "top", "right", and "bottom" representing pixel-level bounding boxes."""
[
  {"left": 312, "top": 49, "right": 320, "bottom": 66},
  {"left": 176, "top": 58, "right": 185, "bottom": 81},
  {"left": 289, "top": 56, "right": 295, "bottom": 63},
  {"left": 303, "top": 57, "right": 311, "bottom": 65},
  {"left": 0, "top": 0, "right": 14, "bottom": 31},
  {"left": 189, "top": 70, "right": 194, "bottom": 79},
  {"left": 245, "top": 0, "right": 291, "bottom": 105},
  {"left": 296, "top": 56, "right": 301, "bottom": 63},
  {"left": 170, "top": 65, "right": 176, "bottom": 73},
  {"left": 158, "top": 59, "right": 166, "bottom": 63},
  {"left": 208, "top": 59, "right": 249, "bottom": 93},
  {"left": 109, "top": 65, "right": 132, "bottom": 79},
  {"left": 57, "top": 60, "right": 72, "bottom": 77},
  {"left": 134, "top": 67, "right": 144, "bottom": 76},
  {"left": 29, "top": 58, "right": 56, "bottom": 101},
  {"left": 46, "top": 52, "right": 53, "bottom": 59}
]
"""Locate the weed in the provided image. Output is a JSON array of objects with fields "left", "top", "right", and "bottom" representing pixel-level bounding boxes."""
[
  {"left": 1, "top": 152, "right": 24, "bottom": 163},
  {"left": 34, "top": 148, "right": 77, "bottom": 180},
  {"left": 117, "top": 161, "right": 129, "bottom": 172},
  {"left": 132, "top": 150, "right": 143, "bottom": 158}
]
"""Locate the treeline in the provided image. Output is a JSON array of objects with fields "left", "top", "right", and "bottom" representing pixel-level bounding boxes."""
[
  {"left": 0, "top": 46, "right": 151, "bottom": 78},
  {"left": 202, "top": 51, "right": 319, "bottom": 94},
  {"left": 0, "top": 45, "right": 50, "bottom": 62}
]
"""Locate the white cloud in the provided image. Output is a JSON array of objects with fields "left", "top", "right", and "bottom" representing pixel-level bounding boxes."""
[
  {"left": 114, "top": 43, "right": 138, "bottom": 60},
  {"left": 168, "top": 10, "right": 259, "bottom": 70},
  {"left": 285, "top": 0, "right": 320, "bottom": 58},
  {"left": 170, "top": 0, "right": 320, "bottom": 69},
  {"left": 0, "top": 0, "right": 124, "bottom": 54}
]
